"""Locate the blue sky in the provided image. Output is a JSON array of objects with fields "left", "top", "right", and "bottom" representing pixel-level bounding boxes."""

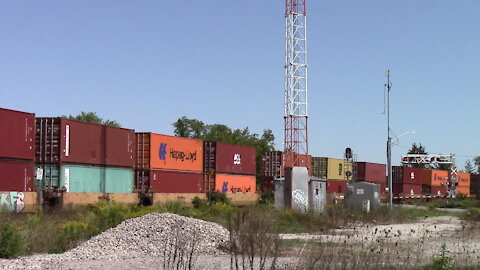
[{"left": 1, "top": 1, "right": 479, "bottom": 169}]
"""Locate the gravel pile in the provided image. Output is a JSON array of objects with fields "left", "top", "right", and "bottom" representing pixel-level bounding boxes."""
[{"left": 0, "top": 213, "right": 230, "bottom": 270}]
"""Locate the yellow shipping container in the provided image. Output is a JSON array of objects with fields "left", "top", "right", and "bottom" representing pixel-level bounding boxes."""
[{"left": 327, "top": 158, "right": 352, "bottom": 180}]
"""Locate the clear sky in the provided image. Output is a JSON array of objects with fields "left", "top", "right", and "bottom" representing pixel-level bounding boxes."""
[{"left": 1, "top": 1, "right": 479, "bottom": 169}]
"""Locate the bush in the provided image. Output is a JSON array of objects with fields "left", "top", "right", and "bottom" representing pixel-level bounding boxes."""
[
  {"left": 164, "top": 200, "right": 183, "bottom": 214},
  {"left": 259, "top": 192, "right": 274, "bottom": 204},
  {"left": 0, "top": 223, "right": 24, "bottom": 258},
  {"left": 208, "top": 191, "right": 230, "bottom": 205},
  {"left": 192, "top": 196, "right": 208, "bottom": 209}
]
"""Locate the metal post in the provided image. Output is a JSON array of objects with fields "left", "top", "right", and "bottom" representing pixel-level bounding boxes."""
[{"left": 386, "top": 70, "right": 393, "bottom": 209}]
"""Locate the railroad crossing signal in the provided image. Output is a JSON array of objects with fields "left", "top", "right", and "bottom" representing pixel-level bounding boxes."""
[{"left": 401, "top": 154, "right": 454, "bottom": 165}]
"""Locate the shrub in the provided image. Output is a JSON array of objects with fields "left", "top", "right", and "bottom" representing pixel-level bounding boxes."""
[
  {"left": 164, "top": 200, "right": 183, "bottom": 214},
  {"left": 0, "top": 223, "right": 24, "bottom": 258},
  {"left": 259, "top": 192, "right": 274, "bottom": 204},
  {"left": 192, "top": 196, "right": 208, "bottom": 209},
  {"left": 208, "top": 191, "right": 230, "bottom": 205}
]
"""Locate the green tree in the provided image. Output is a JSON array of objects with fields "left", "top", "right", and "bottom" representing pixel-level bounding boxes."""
[
  {"left": 172, "top": 117, "right": 276, "bottom": 180},
  {"left": 464, "top": 159, "right": 476, "bottom": 174},
  {"left": 62, "top": 112, "right": 121, "bottom": 127}
]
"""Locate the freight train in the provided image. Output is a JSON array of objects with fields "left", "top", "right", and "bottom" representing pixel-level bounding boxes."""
[
  {"left": 0, "top": 108, "right": 257, "bottom": 211},
  {"left": 260, "top": 152, "right": 480, "bottom": 202}
]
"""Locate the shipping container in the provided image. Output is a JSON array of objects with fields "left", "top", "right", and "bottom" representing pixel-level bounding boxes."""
[
  {"left": 456, "top": 186, "right": 470, "bottom": 196},
  {"left": 421, "top": 169, "right": 449, "bottom": 186},
  {"left": 0, "top": 159, "right": 34, "bottom": 191},
  {"left": 471, "top": 174, "right": 480, "bottom": 198},
  {"left": 392, "top": 166, "right": 424, "bottom": 185},
  {"left": 136, "top": 133, "right": 203, "bottom": 172},
  {"left": 261, "top": 151, "right": 311, "bottom": 178},
  {"left": 355, "top": 162, "right": 385, "bottom": 183},
  {"left": 431, "top": 185, "right": 446, "bottom": 196},
  {"left": 204, "top": 142, "right": 256, "bottom": 175},
  {"left": 135, "top": 170, "right": 202, "bottom": 193},
  {"left": 260, "top": 176, "right": 275, "bottom": 193},
  {"left": 392, "top": 183, "right": 422, "bottom": 196},
  {"left": 36, "top": 118, "right": 134, "bottom": 167},
  {"left": 326, "top": 180, "right": 347, "bottom": 194},
  {"left": 35, "top": 164, "right": 133, "bottom": 193},
  {"left": 0, "top": 108, "right": 35, "bottom": 160},
  {"left": 327, "top": 158, "right": 351, "bottom": 181},
  {"left": 456, "top": 172, "right": 471, "bottom": 188},
  {"left": 311, "top": 157, "right": 327, "bottom": 179},
  {"left": 215, "top": 174, "right": 256, "bottom": 193}
]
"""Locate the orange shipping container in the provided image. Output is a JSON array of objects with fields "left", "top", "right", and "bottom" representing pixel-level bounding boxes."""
[
  {"left": 136, "top": 133, "right": 203, "bottom": 172},
  {"left": 456, "top": 172, "right": 471, "bottom": 187},
  {"left": 456, "top": 186, "right": 470, "bottom": 196},
  {"left": 215, "top": 174, "right": 256, "bottom": 194},
  {"left": 421, "top": 170, "right": 449, "bottom": 186}
]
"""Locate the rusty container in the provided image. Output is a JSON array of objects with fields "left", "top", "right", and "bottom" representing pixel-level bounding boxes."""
[
  {"left": 214, "top": 173, "right": 256, "bottom": 193},
  {"left": 135, "top": 170, "right": 202, "bottom": 193},
  {"left": 261, "top": 151, "right": 311, "bottom": 178},
  {"left": 36, "top": 118, "right": 134, "bottom": 167},
  {"left": 0, "top": 108, "right": 35, "bottom": 160},
  {"left": 356, "top": 162, "right": 386, "bottom": 183},
  {"left": 136, "top": 133, "right": 203, "bottom": 172},
  {"left": 0, "top": 159, "right": 34, "bottom": 192},
  {"left": 455, "top": 172, "right": 471, "bottom": 195},
  {"left": 431, "top": 185, "right": 447, "bottom": 196},
  {"left": 260, "top": 176, "right": 275, "bottom": 193},
  {"left": 326, "top": 180, "right": 347, "bottom": 194},
  {"left": 204, "top": 142, "right": 256, "bottom": 175}
]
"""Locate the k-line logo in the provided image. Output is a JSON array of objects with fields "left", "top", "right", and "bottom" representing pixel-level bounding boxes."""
[
  {"left": 159, "top": 143, "right": 197, "bottom": 162},
  {"left": 233, "top": 154, "right": 241, "bottom": 165}
]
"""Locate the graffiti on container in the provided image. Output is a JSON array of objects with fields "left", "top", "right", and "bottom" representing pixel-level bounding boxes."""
[
  {"left": 221, "top": 182, "right": 252, "bottom": 193},
  {"left": 0, "top": 192, "right": 25, "bottom": 212},
  {"left": 159, "top": 143, "right": 198, "bottom": 162},
  {"left": 292, "top": 189, "right": 308, "bottom": 207}
]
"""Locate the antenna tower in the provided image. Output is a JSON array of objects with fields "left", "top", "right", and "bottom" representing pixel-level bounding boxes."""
[{"left": 284, "top": 0, "right": 308, "bottom": 166}]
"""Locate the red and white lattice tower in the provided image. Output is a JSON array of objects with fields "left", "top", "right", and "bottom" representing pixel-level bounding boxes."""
[{"left": 284, "top": 0, "right": 308, "bottom": 167}]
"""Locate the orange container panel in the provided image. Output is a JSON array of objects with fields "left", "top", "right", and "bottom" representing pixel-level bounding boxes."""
[
  {"left": 422, "top": 170, "right": 449, "bottom": 186},
  {"left": 142, "top": 133, "right": 203, "bottom": 172},
  {"left": 215, "top": 174, "right": 256, "bottom": 193},
  {"left": 456, "top": 172, "right": 471, "bottom": 188},
  {"left": 456, "top": 186, "right": 470, "bottom": 196}
]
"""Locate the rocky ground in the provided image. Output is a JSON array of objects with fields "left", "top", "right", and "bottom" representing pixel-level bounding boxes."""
[{"left": 0, "top": 213, "right": 477, "bottom": 269}]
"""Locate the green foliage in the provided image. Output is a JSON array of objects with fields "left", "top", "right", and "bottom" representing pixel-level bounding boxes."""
[
  {"left": 63, "top": 111, "right": 121, "bottom": 127},
  {"left": 191, "top": 196, "right": 208, "bottom": 209},
  {"left": 432, "top": 244, "right": 454, "bottom": 270},
  {"left": 474, "top": 156, "right": 480, "bottom": 174},
  {"left": 259, "top": 191, "right": 274, "bottom": 204},
  {"left": 464, "top": 159, "right": 476, "bottom": 174},
  {"left": 208, "top": 191, "right": 230, "bottom": 205},
  {"left": 0, "top": 223, "right": 24, "bottom": 258},
  {"left": 164, "top": 200, "right": 183, "bottom": 213},
  {"left": 59, "top": 221, "right": 88, "bottom": 250}
]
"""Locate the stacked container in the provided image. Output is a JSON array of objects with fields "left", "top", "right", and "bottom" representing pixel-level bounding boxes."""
[
  {"left": 470, "top": 174, "right": 480, "bottom": 199},
  {"left": 392, "top": 166, "right": 424, "bottom": 196},
  {"left": 204, "top": 142, "right": 256, "bottom": 193},
  {"left": 325, "top": 158, "right": 351, "bottom": 194},
  {"left": 421, "top": 169, "right": 449, "bottom": 196},
  {"left": 260, "top": 151, "right": 311, "bottom": 193},
  {"left": 35, "top": 118, "right": 134, "bottom": 193},
  {"left": 0, "top": 108, "right": 35, "bottom": 192},
  {"left": 135, "top": 133, "right": 203, "bottom": 193},
  {"left": 355, "top": 162, "right": 386, "bottom": 194},
  {"left": 455, "top": 172, "right": 470, "bottom": 196}
]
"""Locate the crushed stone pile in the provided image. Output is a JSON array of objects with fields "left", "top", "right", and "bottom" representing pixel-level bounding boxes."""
[{"left": 0, "top": 213, "right": 230, "bottom": 269}]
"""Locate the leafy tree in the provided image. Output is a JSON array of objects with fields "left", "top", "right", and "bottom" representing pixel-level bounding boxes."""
[
  {"left": 465, "top": 159, "right": 476, "bottom": 174},
  {"left": 172, "top": 117, "right": 276, "bottom": 180},
  {"left": 62, "top": 112, "right": 121, "bottom": 127}
]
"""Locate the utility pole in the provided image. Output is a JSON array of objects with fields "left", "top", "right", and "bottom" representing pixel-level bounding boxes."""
[{"left": 385, "top": 70, "right": 393, "bottom": 209}]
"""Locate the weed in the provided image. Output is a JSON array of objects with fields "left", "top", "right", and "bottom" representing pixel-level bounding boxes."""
[{"left": 0, "top": 223, "right": 24, "bottom": 258}]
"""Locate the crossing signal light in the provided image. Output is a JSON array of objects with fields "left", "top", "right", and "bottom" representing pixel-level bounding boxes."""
[{"left": 403, "top": 157, "right": 408, "bottom": 162}]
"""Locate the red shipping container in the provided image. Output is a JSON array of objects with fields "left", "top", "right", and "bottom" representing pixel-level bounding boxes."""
[
  {"left": 136, "top": 170, "right": 202, "bottom": 193},
  {"left": 327, "top": 180, "right": 347, "bottom": 194},
  {"left": 36, "top": 118, "right": 134, "bottom": 167},
  {"left": 260, "top": 176, "right": 274, "bottom": 193},
  {"left": 204, "top": 142, "right": 256, "bottom": 175},
  {"left": 0, "top": 159, "right": 34, "bottom": 192},
  {"left": 356, "top": 162, "right": 386, "bottom": 183},
  {"left": 0, "top": 108, "right": 35, "bottom": 160},
  {"left": 393, "top": 183, "right": 422, "bottom": 196},
  {"left": 392, "top": 166, "right": 425, "bottom": 185},
  {"left": 431, "top": 185, "right": 447, "bottom": 196},
  {"left": 471, "top": 174, "right": 480, "bottom": 198}
]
